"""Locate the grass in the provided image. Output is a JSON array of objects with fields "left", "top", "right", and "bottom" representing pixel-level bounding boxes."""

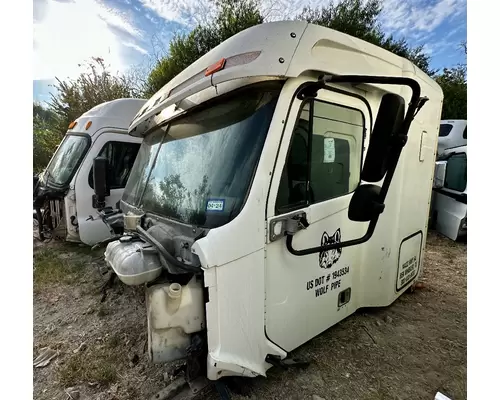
[
  {"left": 58, "top": 334, "right": 122, "bottom": 387},
  {"left": 33, "top": 248, "right": 77, "bottom": 289},
  {"left": 62, "top": 241, "right": 98, "bottom": 257},
  {"left": 58, "top": 347, "right": 118, "bottom": 386}
]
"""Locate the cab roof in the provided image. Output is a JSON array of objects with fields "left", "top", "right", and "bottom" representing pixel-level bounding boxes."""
[
  {"left": 130, "top": 20, "right": 443, "bottom": 135},
  {"left": 67, "top": 98, "right": 147, "bottom": 137}
]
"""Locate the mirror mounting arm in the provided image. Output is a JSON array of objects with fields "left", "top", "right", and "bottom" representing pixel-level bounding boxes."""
[
  {"left": 296, "top": 83, "right": 322, "bottom": 100},
  {"left": 285, "top": 218, "right": 380, "bottom": 256},
  {"left": 286, "top": 74, "right": 422, "bottom": 257},
  {"left": 92, "top": 195, "right": 106, "bottom": 211}
]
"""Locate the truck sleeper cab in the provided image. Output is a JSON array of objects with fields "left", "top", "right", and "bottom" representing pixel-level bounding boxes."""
[
  {"left": 102, "top": 21, "right": 443, "bottom": 392},
  {"left": 33, "top": 98, "right": 146, "bottom": 245},
  {"left": 431, "top": 145, "right": 467, "bottom": 241}
]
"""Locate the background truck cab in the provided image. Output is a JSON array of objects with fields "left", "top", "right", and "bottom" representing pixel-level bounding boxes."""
[
  {"left": 33, "top": 98, "right": 146, "bottom": 246},
  {"left": 431, "top": 145, "right": 467, "bottom": 241},
  {"left": 437, "top": 119, "right": 467, "bottom": 157}
]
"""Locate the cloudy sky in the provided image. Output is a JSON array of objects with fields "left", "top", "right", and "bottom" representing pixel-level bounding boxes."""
[{"left": 33, "top": 0, "right": 467, "bottom": 103}]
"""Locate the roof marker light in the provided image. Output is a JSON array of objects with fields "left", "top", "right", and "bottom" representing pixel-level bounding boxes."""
[
  {"left": 205, "top": 58, "right": 226, "bottom": 76},
  {"left": 68, "top": 121, "right": 77, "bottom": 129},
  {"left": 85, "top": 121, "right": 92, "bottom": 130}
]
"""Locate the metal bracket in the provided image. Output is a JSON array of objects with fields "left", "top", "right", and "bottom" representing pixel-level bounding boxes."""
[
  {"left": 265, "top": 354, "right": 310, "bottom": 370},
  {"left": 269, "top": 211, "right": 308, "bottom": 242},
  {"left": 92, "top": 194, "right": 106, "bottom": 210}
]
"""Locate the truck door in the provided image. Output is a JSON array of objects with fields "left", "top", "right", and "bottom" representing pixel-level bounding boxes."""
[
  {"left": 265, "top": 88, "right": 371, "bottom": 352},
  {"left": 433, "top": 152, "right": 467, "bottom": 240},
  {"left": 74, "top": 131, "right": 141, "bottom": 245}
]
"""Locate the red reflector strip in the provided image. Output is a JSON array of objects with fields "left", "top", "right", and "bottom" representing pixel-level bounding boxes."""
[{"left": 205, "top": 58, "right": 226, "bottom": 76}]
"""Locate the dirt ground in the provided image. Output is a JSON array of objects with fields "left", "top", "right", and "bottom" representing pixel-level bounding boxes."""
[{"left": 33, "top": 231, "right": 466, "bottom": 400}]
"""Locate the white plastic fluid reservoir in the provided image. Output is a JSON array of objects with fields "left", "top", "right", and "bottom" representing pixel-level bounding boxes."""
[
  {"left": 123, "top": 212, "right": 144, "bottom": 231},
  {"left": 105, "top": 239, "right": 162, "bottom": 285},
  {"left": 147, "top": 276, "right": 205, "bottom": 363},
  {"left": 166, "top": 283, "right": 182, "bottom": 314}
]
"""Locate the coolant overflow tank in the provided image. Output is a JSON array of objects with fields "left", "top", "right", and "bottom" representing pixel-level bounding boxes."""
[
  {"left": 104, "top": 239, "right": 163, "bottom": 285},
  {"left": 146, "top": 276, "right": 205, "bottom": 364}
]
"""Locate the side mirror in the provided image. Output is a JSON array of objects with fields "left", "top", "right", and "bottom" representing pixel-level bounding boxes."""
[
  {"left": 92, "top": 156, "right": 109, "bottom": 209},
  {"left": 348, "top": 184, "right": 384, "bottom": 222},
  {"left": 361, "top": 93, "right": 406, "bottom": 183},
  {"left": 433, "top": 161, "right": 447, "bottom": 189}
]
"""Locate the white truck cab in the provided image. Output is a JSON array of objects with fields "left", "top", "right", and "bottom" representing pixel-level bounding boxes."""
[
  {"left": 33, "top": 98, "right": 146, "bottom": 245},
  {"left": 101, "top": 21, "right": 443, "bottom": 397},
  {"left": 431, "top": 145, "right": 467, "bottom": 241},
  {"left": 438, "top": 119, "right": 467, "bottom": 157}
]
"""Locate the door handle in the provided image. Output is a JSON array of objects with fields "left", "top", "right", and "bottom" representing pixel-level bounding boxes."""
[
  {"left": 269, "top": 211, "right": 308, "bottom": 242},
  {"left": 296, "top": 215, "right": 310, "bottom": 229}
]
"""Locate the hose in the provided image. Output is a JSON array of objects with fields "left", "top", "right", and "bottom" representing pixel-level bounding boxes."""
[{"left": 136, "top": 226, "right": 200, "bottom": 274}]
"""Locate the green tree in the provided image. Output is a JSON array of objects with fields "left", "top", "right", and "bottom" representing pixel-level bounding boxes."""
[
  {"left": 435, "top": 42, "right": 467, "bottom": 120},
  {"left": 144, "top": 0, "right": 262, "bottom": 97},
  {"left": 33, "top": 106, "right": 60, "bottom": 173},
  {"left": 145, "top": 0, "right": 436, "bottom": 97},
  {"left": 297, "top": 0, "right": 435, "bottom": 76},
  {"left": 33, "top": 103, "right": 55, "bottom": 125},
  {"left": 49, "top": 57, "right": 138, "bottom": 136}
]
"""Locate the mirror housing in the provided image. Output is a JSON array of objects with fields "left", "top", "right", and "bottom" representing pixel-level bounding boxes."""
[
  {"left": 433, "top": 161, "right": 447, "bottom": 189},
  {"left": 361, "top": 93, "right": 406, "bottom": 183},
  {"left": 348, "top": 184, "right": 385, "bottom": 222},
  {"left": 92, "top": 156, "right": 109, "bottom": 209}
]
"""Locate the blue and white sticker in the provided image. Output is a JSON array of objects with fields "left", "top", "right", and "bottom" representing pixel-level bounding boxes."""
[
  {"left": 206, "top": 199, "right": 225, "bottom": 212},
  {"left": 323, "top": 137, "right": 336, "bottom": 163}
]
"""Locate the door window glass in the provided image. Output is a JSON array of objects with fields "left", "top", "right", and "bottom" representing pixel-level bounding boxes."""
[
  {"left": 444, "top": 153, "right": 467, "bottom": 192},
  {"left": 276, "top": 99, "right": 365, "bottom": 213},
  {"left": 89, "top": 141, "right": 141, "bottom": 189}
]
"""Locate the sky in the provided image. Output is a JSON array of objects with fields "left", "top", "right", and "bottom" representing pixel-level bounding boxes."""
[{"left": 32, "top": 0, "right": 467, "bottom": 104}]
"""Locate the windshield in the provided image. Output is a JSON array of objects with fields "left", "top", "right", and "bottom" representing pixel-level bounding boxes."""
[
  {"left": 43, "top": 134, "right": 90, "bottom": 187},
  {"left": 122, "top": 81, "right": 283, "bottom": 228}
]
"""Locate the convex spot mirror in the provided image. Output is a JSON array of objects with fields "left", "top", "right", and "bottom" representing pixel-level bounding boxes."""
[
  {"left": 348, "top": 184, "right": 384, "bottom": 222},
  {"left": 433, "top": 161, "right": 447, "bottom": 189},
  {"left": 362, "top": 93, "right": 406, "bottom": 183}
]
